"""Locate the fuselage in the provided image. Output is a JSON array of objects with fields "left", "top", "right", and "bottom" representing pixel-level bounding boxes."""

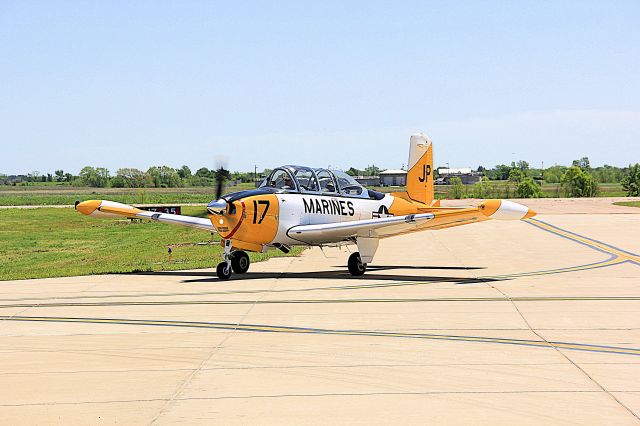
[{"left": 209, "top": 188, "right": 428, "bottom": 251}]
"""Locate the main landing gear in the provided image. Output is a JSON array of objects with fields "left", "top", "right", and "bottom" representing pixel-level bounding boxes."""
[
  {"left": 348, "top": 252, "right": 367, "bottom": 276},
  {"left": 216, "top": 240, "right": 250, "bottom": 280}
]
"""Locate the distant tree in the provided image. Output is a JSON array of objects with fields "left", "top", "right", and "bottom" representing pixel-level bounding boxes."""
[
  {"left": 177, "top": 165, "right": 192, "bottom": 179},
  {"left": 516, "top": 160, "right": 529, "bottom": 172},
  {"left": 79, "top": 166, "right": 110, "bottom": 187},
  {"left": 147, "top": 166, "right": 181, "bottom": 188},
  {"left": 450, "top": 176, "right": 465, "bottom": 199},
  {"left": 508, "top": 168, "right": 525, "bottom": 183},
  {"left": 364, "top": 165, "right": 381, "bottom": 176},
  {"left": 543, "top": 165, "right": 567, "bottom": 184},
  {"left": 477, "top": 166, "right": 486, "bottom": 173},
  {"left": 591, "top": 165, "right": 625, "bottom": 183},
  {"left": 472, "top": 176, "right": 489, "bottom": 198},
  {"left": 195, "top": 167, "right": 213, "bottom": 179},
  {"left": 346, "top": 167, "right": 363, "bottom": 177},
  {"left": 112, "top": 168, "right": 151, "bottom": 188},
  {"left": 517, "top": 177, "right": 542, "bottom": 198},
  {"left": 78, "top": 167, "right": 94, "bottom": 186},
  {"left": 54, "top": 170, "right": 64, "bottom": 182},
  {"left": 27, "top": 171, "right": 40, "bottom": 183},
  {"left": 572, "top": 157, "right": 591, "bottom": 170},
  {"left": 231, "top": 171, "right": 253, "bottom": 183},
  {"left": 213, "top": 167, "right": 231, "bottom": 182},
  {"left": 63, "top": 172, "right": 73, "bottom": 182},
  {"left": 561, "top": 166, "right": 598, "bottom": 197},
  {"left": 621, "top": 163, "right": 640, "bottom": 196},
  {"left": 492, "top": 164, "right": 511, "bottom": 180}
]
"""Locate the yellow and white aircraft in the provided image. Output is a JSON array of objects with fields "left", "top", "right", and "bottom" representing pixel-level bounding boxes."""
[{"left": 76, "top": 134, "right": 536, "bottom": 279}]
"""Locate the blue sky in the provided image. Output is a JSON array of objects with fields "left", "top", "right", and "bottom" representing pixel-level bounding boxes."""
[{"left": 1, "top": 1, "right": 639, "bottom": 174}]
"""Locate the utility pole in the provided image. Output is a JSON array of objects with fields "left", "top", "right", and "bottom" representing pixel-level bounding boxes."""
[{"left": 254, "top": 165, "right": 257, "bottom": 184}]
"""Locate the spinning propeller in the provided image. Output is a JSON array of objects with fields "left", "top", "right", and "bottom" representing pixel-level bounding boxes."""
[{"left": 207, "top": 165, "right": 230, "bottom": 214}]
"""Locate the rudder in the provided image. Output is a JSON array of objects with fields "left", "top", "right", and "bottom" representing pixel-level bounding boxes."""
[{"left": 405, "top": 133, "right": 434, "bottom": 204}]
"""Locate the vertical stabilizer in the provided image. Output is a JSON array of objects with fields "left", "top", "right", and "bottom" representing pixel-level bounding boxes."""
[{"left": 405, "top": 133, "right": 434, "bottom": 204}]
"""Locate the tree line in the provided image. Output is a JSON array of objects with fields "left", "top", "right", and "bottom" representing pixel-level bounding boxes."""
[
  {"left": 452, "top": 158, "right": 639, "bottom": 198},
  {"left": 0, "top": 166, "right": 266, "bottom": 189},
  {"left": 1, "top": 159, "right": 639, "bottom": 197}
]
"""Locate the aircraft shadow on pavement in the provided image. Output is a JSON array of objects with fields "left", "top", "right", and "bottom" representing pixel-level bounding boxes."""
[{"left": 134, "top": 266, "right": 499, "bottom": 285}]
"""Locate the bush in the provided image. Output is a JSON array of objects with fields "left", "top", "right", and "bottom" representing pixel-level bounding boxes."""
[
  {"left": 621, "top": 163, "right": 640, "bottom": 196},
  {"left": 561, "top": 167, "right": 598, "bottom": 197},
  {"left": 517, "top": 177, "right": 542, "bottom": 198},
  {"left": 450, "top": 177, "right": 465, "bottom": 199}
]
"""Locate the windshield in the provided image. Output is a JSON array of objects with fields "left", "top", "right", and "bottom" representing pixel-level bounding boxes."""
[
  {"left": 292, "top": 167, "right": 319, "bottom": 192},
  {"left": 261, "top": 169, "right": 296, "bottom": 191},
  {"left": 332, "top": 170, "right": 368, "bottom": 197}
]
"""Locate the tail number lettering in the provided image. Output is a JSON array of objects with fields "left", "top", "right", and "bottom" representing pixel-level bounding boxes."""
[{"left": 418, "top": 164, "right": 431, "bottom": 183}]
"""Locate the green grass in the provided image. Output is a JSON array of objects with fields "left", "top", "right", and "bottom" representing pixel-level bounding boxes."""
[
  {"left": 613, "top": 201, "right": 640, "bottom": 208},
  {"left": 0, "top": 206, "right": 302, "bottom": 281},
  {"left": 0, "top": 183, "right": 256, "bottom": 206},
  {"left": 0, "top": 181, "right": 628, "bottom": 207}
]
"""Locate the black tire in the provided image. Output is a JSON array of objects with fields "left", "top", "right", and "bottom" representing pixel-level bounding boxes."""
[
  {"left": 216, "top": 261, "right": 232, "bottom": 280},
  {"left": 348, "top": 252, "right": 366, "bottom": 276},
  {"left": 231, "top": 251, "right": 250, "bottom": 274}
]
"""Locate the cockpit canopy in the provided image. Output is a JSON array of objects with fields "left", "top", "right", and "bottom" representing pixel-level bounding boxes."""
[{"left": 259, "top": 165, "right": 384, "bottom": 200}]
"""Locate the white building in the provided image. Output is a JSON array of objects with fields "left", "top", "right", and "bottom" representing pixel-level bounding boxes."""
[{"left": 379, "top": 169, "right": 407, "bottom": 186}]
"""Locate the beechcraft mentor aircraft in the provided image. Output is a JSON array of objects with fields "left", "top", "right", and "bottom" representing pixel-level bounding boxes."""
[{"left": 76, "top": 134, "right": 536, "bottom": 280}]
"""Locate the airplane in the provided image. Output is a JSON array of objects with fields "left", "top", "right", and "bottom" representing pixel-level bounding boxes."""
[{"left": 76, "top": 133, "right": 536, "bottom": 280}]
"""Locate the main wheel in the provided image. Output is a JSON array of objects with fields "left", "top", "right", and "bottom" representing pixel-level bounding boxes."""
[
  {"left": 231, "top": 251, "right": 250, "bottom": 274},
  {"left": 348, "top": 252, "right": 366, "bottom": 276},
  {"left": 216, "top": 261, "right": 232, "bottom": 280}
]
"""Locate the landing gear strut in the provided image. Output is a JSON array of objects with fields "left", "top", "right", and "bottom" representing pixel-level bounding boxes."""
[
  {"left": 348, "top": 252, "right": 367, "bottom": 276},
  {"left": 216, "top": 239, "right": 233, "bottom": 280}
]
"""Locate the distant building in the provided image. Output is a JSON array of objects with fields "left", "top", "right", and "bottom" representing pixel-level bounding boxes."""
[
  {"left": 354, "top": 176, "right": 380, "bottom": 187},
  {"left": 437, "top": 167, "right": 482, "bottom": 184},
  {"left": 379, "top": 169, "right": 407, "bottom": 186}
]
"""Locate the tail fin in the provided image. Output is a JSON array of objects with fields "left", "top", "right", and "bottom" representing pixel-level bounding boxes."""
[{"left": 405, "top": 133, "right": 434, "bottom": 204}]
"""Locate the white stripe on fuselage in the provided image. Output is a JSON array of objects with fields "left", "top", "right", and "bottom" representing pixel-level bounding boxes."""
[{"left": 273, "top": 193, "right": 394, "bottom": 246}]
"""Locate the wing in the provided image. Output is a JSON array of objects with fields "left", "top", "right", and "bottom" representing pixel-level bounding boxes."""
[
  {"left": 75, "top": 200, "right": 215, "bottom": 232},
  {"left": 286, "top": 200, "right": 535, "bottom": 244}
]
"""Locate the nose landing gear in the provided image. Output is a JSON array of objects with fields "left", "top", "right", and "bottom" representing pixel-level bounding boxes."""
[{"left": 216, "top": 240, "right": 251, "bottom": 280}]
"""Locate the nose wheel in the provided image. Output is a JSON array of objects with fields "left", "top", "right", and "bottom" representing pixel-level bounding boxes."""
[
  {"left": 216, "top": 240, "right": 251, "bottom": 280},
  {"left": 216, "top": 261, "right": 232, "bottom": 280},
  {"left": 216, "top": 239, "right": 234, "bottom": 280},
  {"left": 348, "top": 252, "right": 367, "bottom": 276}
]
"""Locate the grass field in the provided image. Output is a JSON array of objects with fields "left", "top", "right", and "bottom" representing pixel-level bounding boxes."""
[
  {"left": 0, "top": 181, "right": 627, "bottom": 206},
  {"left": 0, "top": 184, "right": 256, "bottom": 206},
  {"left": 0, "top": 206, "right": 302, "bottom": 281},
  {"left": 613, "top": 201, "right": 640, "bottom": 208}
]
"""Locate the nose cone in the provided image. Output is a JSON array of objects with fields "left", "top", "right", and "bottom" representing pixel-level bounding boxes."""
[
  {"left": 75, "top": 200, "right": 101, "bottom": 216},
  {"left": 207, "top": 199, "right": 227, "bottom": 214}
]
